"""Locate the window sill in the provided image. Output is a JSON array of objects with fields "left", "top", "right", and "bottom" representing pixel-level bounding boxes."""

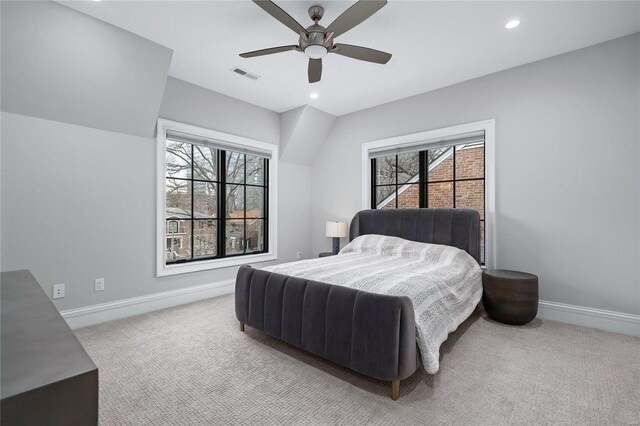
[{"left": 157, "top": 252, "right": 277, "bottom": 277}]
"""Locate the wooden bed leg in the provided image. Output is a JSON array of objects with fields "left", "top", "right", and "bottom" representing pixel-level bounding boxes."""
[
  {"left": 240, "top": 322, "right": 245, "bottom": 332},
  {"left": 391, "top": 380, "right": 400, "bottom": 401}
]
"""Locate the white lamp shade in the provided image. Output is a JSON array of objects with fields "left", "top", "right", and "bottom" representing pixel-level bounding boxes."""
[{"left": 325, "top": 221, "right": 348, "bottom": 238}]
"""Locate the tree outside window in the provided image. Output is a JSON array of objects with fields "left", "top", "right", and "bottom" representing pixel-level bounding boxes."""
[{"left": 165, "top": 141, "right": 268, "bottom": 264}]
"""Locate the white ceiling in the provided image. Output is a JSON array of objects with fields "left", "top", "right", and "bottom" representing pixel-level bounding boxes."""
[{"left": 61, "top": 1, "right": 639, "bottom": 116}]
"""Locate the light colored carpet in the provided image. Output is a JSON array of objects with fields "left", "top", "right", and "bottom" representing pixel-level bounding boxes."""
[{"left": 75, "top": 294, "right": 640, "bottom": 425}]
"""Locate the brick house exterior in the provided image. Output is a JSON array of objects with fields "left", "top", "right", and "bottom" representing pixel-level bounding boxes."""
[{"left": 381, "top": 145, "right": 484, "bottom": 211}]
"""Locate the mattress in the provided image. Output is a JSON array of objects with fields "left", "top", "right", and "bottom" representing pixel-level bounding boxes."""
[{"left": 263, "top": 234, "right": 483, "bottom": 374}]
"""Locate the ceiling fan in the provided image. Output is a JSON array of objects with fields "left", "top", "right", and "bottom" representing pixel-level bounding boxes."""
[{"left": 240, "top": 0, "right": 392, "bottom": 83}]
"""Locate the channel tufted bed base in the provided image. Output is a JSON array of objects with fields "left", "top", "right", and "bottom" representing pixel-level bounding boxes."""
[
  {"left": 235, "top": 208, "right": 481, "bottom": 400},
  {"left": 235, "top": 265, "right": 418, "bottom": 399}
]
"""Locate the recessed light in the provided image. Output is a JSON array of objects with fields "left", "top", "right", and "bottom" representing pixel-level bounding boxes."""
[
  {"left": 505, "top": 19, "right": 520, "bottom": 30},
  {"left": 310, "top": 92, "right": 319, "bottom": 99}
]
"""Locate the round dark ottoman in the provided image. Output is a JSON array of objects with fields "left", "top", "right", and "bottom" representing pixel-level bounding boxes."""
[{"left": 482, "top": 269, "right": 539, "bottom": 325}]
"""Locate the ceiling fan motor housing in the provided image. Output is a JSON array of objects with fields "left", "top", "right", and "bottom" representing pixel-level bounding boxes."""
[{"left": 300, "top": 6, "right": 333, "bottom": 58}]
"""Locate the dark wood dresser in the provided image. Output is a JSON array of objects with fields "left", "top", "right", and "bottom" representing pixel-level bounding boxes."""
[{"left": 1, "top": 270, "right": 98, "bottom": 425}]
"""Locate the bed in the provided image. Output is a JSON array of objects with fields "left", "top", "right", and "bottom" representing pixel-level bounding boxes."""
[{"left": 235, "top": 208, "right": 482, "bottom": 400}]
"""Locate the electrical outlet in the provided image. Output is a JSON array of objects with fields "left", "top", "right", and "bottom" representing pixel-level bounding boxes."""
[
  {"left": 52, "top": 284, "right": 65, "bottom": 299},
  {"left": 94, "top": 278, "right": 105, "bottom": 292},
  {"left": 296, "top": 251, "right": 302, "bottom": 260}
]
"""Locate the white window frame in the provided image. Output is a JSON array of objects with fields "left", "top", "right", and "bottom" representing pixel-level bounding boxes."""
[
  {"left": 156, "top": 118, "right": 278, "bottom": 277},
  {"left": 361, "top": 119, "right": 496, "bottom": 269}
]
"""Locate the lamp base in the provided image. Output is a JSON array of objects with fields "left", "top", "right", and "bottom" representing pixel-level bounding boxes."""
[{"left": 332, "top": 237, "right": 340, "bottom": 255}]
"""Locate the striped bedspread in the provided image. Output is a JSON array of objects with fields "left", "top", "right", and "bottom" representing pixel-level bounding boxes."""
[{"left": 262, "top": 234, "right": 483, "bottom": 374}]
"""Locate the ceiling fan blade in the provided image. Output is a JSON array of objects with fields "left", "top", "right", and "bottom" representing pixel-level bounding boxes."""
[
  {"left": 240, "top": 45, "right": 300, "bottom": 58},
  {"left": 308, "top": 59, "right": 322, "bottom": 83},
  {"left": 326, "top": 0, "right": 387, "bottom": 38},
  {"left": 332, "top": 43, "right": 391, "bottom": 64},
  {"left": 253, "top": 0, "right": 308, "bottom": 36}
]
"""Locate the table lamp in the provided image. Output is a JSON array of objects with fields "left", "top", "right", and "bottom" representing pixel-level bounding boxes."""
[{"left": 326, "top": 221, "right": 348, "bottom": 255}]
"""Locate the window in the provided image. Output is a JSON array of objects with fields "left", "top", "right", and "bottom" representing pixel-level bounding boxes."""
[
  {"left": 372, "top": 142, "right": 485, "bottom": 263},
  {"left": 157, "top": 119, "right": 278, "bottom": 276},
  {"left": 224, "top": 152, "right": 267, "bottom": 256},
  {"left": 362, "top": 120, "right": 494, "bottom": 267}
]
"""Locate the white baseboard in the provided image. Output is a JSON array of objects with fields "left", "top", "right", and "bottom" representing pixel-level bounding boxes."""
[
  {"left": 61, "top": 282, "right": 639, "bottom": 337},
  {"left": 538, "top": 300, "right": 640, "bottom": 337},
  {"left": 61, "top": 280, "right": 235, "bottom": 329}
]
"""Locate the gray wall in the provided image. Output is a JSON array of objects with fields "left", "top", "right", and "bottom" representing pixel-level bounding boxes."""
[
  {"left": 1, "top": 0, "right": 637, "bottom": 319},
  {"left": 311, "top": 34, "right": 640, "bottom": 315},
  {"left": 280, "top": 106, "right": 337, "bottom": 165},
  {"left": 0, "top": 1, "right": 312, "bottom": 312},
  {"left": 0, "top": 77, "right": 312, "bottom": 311},
  {"left": 160, "top": 77, "right": 280, "bottom": 145}
]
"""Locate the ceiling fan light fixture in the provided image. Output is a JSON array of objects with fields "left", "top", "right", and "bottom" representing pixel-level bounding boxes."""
[{"left": 304, "top": 44, "right": 328, "bottom": 59}]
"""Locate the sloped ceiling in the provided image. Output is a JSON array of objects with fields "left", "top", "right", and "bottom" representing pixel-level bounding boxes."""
[
  {"left": 280, "top": 105, "right": 336, "bottom": 165},
  {"left": 0, "top": 1, "right": 173, "bottom": 137},
  {"left": 60, "top": 1, "right": 640, "bottom": 116}
]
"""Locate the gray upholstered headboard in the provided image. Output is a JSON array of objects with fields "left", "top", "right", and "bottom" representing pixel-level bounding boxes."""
[{"left": 349, "top": 208, "right": 481, "bottom": 264}]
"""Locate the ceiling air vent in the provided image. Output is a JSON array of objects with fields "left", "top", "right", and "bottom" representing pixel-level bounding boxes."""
[{"left": 231, "top": 67, "right": 260, "bottom": 80}]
